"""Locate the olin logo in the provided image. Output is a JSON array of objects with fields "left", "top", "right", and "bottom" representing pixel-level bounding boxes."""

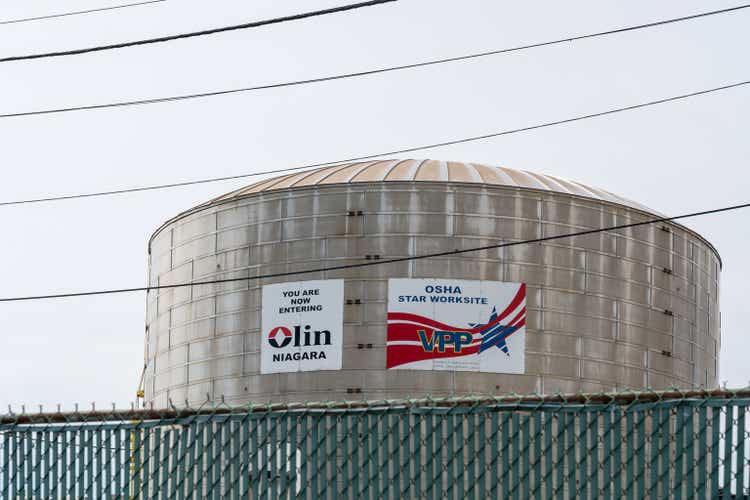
[
  {"left": 418, "top": 330, "right": 473, "bottom": 353},
  {"left": 267, "top": 325, "right": 331, "bottom": 348}
]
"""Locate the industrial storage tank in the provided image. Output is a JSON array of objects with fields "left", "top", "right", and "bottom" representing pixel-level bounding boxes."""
[{"left": 143, "top": 160, "right": 721, "bottom": 408}]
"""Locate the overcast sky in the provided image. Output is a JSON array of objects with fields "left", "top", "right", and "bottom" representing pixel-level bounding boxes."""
[{"left": 0, "top": 0, "right": 747, "bottom": 410}]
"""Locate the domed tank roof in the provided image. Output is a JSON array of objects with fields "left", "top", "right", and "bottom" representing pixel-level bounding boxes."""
[{"left": 207, "top": 159, "right": 654, "bottom": 213}]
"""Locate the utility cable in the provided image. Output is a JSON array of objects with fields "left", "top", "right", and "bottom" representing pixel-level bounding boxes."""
[
  {"left": 1, "top": 79, "right": 748, "bottom": 208},
  {"left": 1, "top": 3, "right": 748, "bottom": 116},
  {"left": 0, "top": 0, "right": 396, "bottom": 63},
  {"left": 0, "top": 0, "right": 166, "bottom": 26},
  {"left": 0, "top": 200, "right": 746, "bottom": 302}
]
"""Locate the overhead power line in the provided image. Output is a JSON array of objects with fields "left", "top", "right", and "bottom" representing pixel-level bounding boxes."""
[
  {"left": 1, "top": 79, "right": 748, "bottom": 208},
  {"left": 0, "top": 200, "right": 746, "bottom": 303},
  {"left": 0, "top": 0, "right": 166, "bottom": 26},
  {"left": 2, "top": 3, "right": 749, "bottom": 117},
  {"left": 0, "top": 0, "right": 396, "bottom": 63}
]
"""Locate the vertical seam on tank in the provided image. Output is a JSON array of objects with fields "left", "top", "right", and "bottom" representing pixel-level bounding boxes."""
[
  {"left": 408, "top": 235, "right": 414, "bottom": 278},
  {"left": 614, "top": 300, "right": 620, "bottom": 344},
  {"left": 448, "top": 184, "right": 454, "bottom": 238},
  {"left": 169, "top": 228, "right": 174, "bottom": 271}
]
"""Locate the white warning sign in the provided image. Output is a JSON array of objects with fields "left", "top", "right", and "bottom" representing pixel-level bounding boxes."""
[{"left": 260, "top": 279, "right": 344, "bottom": 374}]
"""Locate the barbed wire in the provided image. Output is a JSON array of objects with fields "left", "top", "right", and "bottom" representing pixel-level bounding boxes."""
[{"left": 1, "top": 387, "right": 748, "bottom": 424}]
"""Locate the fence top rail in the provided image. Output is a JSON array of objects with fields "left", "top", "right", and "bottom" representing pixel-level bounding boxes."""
[{"left": 1, "top": 387, "right": 748, "bottom": 425}]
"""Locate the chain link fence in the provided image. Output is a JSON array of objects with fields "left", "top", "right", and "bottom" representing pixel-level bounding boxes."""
[{"left": 0, "top": 389, "right": 748, "bottom": 499}]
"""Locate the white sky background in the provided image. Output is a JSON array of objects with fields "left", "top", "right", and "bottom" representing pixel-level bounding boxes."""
[{"left": 0, "top": 0, "right": 747, "bottom": 410}]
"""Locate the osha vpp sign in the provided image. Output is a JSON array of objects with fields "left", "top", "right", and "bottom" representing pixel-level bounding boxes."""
[
  {"left": 386, "top": 279, "right": 526, "bottom": 373},
  {"left": 261, "top": 280, "right": 344, "bottom": 374}
]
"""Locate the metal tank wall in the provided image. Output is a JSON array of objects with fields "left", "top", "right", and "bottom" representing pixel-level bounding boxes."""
[{"left": 143, "top": 182, "right": 721, "bottom": 407}]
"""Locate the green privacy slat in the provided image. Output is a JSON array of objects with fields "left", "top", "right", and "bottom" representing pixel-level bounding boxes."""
[
  {"left": 613, "top": 409, "right": 623, "bottom": 499},
  {"left": 408, "top": 414, "right": 416, "bottom": 499},
  {"left": 425, "top": 414, "right": 434, "bottom": 500},
  {"left": 446, "top": 414, "right": 455, "bottom": 500},
  {"left": 177, "top": 424, "right": 191, "bottom": 500},
  {"left": 723, "top": 405, "right": 734, "bottom": 496},
  {"left": 342, "top": 414, "right": 351, "bottom": 498},
  {"left": 295, "top": 415, "right": 305, "bottom": 499},
  {"left": 565, "top": 413, "right": 576, "bottom": 500},
  {"left": 160, "top": 429, "right": 174, "bottom": 498},
  {"left": 649, "top": 409, "right": 659, "bottom": 500},
  {"left": 195, "top": 422, "right": 205, "bottom": 500},
  {"left": 204, "top": 423, "right": 215, "bottom": 500},
  {"left": 456, "top": 413, "right": 465, "bottom": 499},
  {"left": 578, "top": 413, "right": 589, "bottom": 500},
  {"left": 592, "top": 411, "right": 602, "bottom": 500},
  {"left": 391, "top": 413, "right": 401, "bottom": 499},
  {"left": 134, "top": 427, "right": 144, "bottom": 499},
  {"left": 42, "top": 431, "right": 52, "bottom": 499},
  {"left": 603, "top": 410, "right": 613, "bottom": 499},
  {"left": 33, "top": 430, "right": 41, "bottom": 497},
  {"left": 543, "top": 412, "right": 553, "bottom": 500},
  {"left": 330, "top": 415, "right": 340, "bottom": 500},
  {"left": 502, "top": 413, "right": 511, "bottom": 499},
  {"left": 113, "top": 429, "right": 122, "bottom": 498},
  {"left": 625, "top": 412, "right": 635, "bottom": 500},
  {"left": 489, "top": 412, "right": 499, "bottom": 499},
  {"left": 103, "top": 429, "right": 114, "bottom": 499},
  {"left": 696, "top": 405, "right": 708, "bottom": 500},
  {"left": 466, "top": 412, "right": 476, "bottom": 499},
  {"left": 216, "top": 420, "right": 227, "bottom": 498},
  {"left": 276, "top": 417, "right": 287, "bottom": 499},
  {"left": 532, "top": 412, "right": 541, "bottom": 500},
  {"left": 433, "top": 414, "right": 443, "bottom": 500},
  {"left": 259, "top": 416, "right": 268, "bottom": 499},
  {"left": 637, "top": 409, "right": 646, "bottom": 500},
  {"left": 674, "top": 406, "right": 685, "bottom": 500},
  {"left": 230, "top": 420, "right": 240, "bottom": 500},
  {"left": 175, "top": 427, "right": 187, "bottom": 500},
  {"left": 10, "top": 432, "right": 18, "bottom": 498},
  {"left": 660, "top": 408, "right": 671, "bottom": 500},
  {"left": 554, "top": 413, "right": 564, "bottom": 500},
  {"left": 21, "top": 433, "right": 31, "bottom": 498},
  {"left": 152, "top": 428, "right": 162, "bottom": 499},
  {"left": 378, "top": 415, "right": 389, "bottom": 499},
  {"left": 521, "top": 414, "right": 531, "bottom": 500},
  {"left": 736, "top": 406, "right": 746, "bottom": 499},
  {"left": 123, "top": 427, "right": 132, "bottom": 500},
  {"left": 1, "top": 426, "right": 9, "bottom": 497},
  {"left": 512, "top": 413, "right": 520, "bottom": 500},
  {"left": 241, "top": 417, "right": 253, "bottom": 499},
  {"left": 684, "top": 406, "right": 695, "bottom": 500},
  {"left": 477, "top": 413, "right": 487, "bottom": 500},
  {"left": 269, "top": 416, "right": 278, "bottom": 500},
  {"left": 350, "top": 415, "right": 359, "bottom": 499}
]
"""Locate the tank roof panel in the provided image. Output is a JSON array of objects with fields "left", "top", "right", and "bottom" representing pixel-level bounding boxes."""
[{"left": 207, "top": 159, "right": 653, "bottom": 213}]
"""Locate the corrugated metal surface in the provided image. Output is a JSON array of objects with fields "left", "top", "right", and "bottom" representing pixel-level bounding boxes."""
[
  {"left": 205, "top": 160, "right": 655, "bottom": 213},
  {"left": 144, "top": 164, "right": 721, "bottom": 407}
]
